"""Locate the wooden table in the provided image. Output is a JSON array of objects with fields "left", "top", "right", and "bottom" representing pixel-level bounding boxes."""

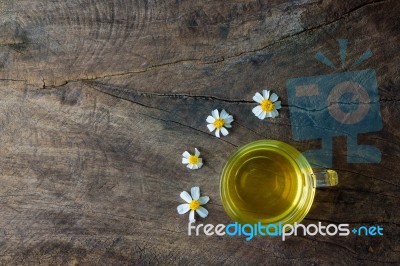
[{"left": 0, "top": 0, "right": 399, "bottom": 264}]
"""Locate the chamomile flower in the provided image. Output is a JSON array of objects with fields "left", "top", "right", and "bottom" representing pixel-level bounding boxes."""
[
  {"left": 206, "top": 109, "right": 233, "bottom": 138},
  {"left": 182, "top": 148, "right": 203, "bottom": 170},
  {"left": 252, "top": 90, "right": 282, "bottom": 119},
  {"left": 177, "top": 186, "right": 209, "bottom": 222}
]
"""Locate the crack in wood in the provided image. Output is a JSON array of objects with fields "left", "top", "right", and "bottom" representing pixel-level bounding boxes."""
[
  {"left": 86, "top": 81, "right": 254, "bottom": 103},
  {"left": 85, "top": 82, "right": 171, "bottom": 114},
  {"left": 60, "top": 81, "right": 400, "bottom": 106}
]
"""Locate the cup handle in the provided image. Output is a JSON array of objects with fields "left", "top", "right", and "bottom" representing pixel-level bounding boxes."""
[{"left": 312, "top": 170, "right": 338, "bottom": 188}]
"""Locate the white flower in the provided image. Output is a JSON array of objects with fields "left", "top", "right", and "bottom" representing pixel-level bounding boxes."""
[
  {"left": 182, "top": 148, "right": 203, "bottom": 170},
  {"left": 206, "top": 109, "right": 233, "bottom": 138},
  {"left": 177, "top": 187, "right": 209, "bottom": 222},
  {"left": 252, "top": 90, "right": 282, "bottom": 119}
]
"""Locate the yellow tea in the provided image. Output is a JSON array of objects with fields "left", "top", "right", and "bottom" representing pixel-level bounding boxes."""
[
  {"left": 227, "top": 149, "right": 302, "bottom": 223},
  {"left": 220, "top": 140, "right": 317, "bottom": 227},
  {"left": 221, "top": 140, "right": 338, "bottom": 229}
]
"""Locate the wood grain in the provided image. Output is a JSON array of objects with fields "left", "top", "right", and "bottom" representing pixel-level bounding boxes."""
[{"left": 0, "top": 0, "right": 399, "bottom": 265}]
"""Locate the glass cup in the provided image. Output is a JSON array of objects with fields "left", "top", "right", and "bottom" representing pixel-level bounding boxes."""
[{"left": 220, "top": 140, "right": 338, "bottom": 229}]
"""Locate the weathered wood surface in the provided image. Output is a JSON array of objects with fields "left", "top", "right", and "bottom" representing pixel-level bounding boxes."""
[{"left": 0, "top": 0, "right": 399, "bottom": 264}]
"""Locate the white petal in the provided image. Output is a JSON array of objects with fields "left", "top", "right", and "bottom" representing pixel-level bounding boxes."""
[
  {"left": 180, "top": 191, "right": 192, "bottom": 203},
  {"left": 212, "top": 109, "right": 219, "bottom": 119},
  {"left": 224, "top": 116, "right": 234, "bottom": 124},
  {"left": 182, "top": 158, "right": 189, "bottom": 164},
  {"left": 197, "top": 162, "right": 203, "bottom": 168},
  {"left": 182, "top": 151, "right": 190, "bottom": 158},
  {"left": 220, "top": 109, "right": 229, "bottom": 119},
  {"left": 189, "top": 210, "right": 195, "bottom": 222},
  {"left": 272, "top": 109, "right": 279, "bottom": 118},
  {"left": 252, "top": 92, "right": 264, "bottom": 103},
  {"left": 194, "top": 148, "right": 200, "bottom": 157},
  {"left": 274, "top": 101, "right": 282, "bottom": 110},
  {"left": 191, "top": 187, "right": 200, "bottom": 200},
  {"left": 220, "top": 127, "right": 229, "bottom": 136},
  {"left": 187, "top": 164, "right": 194, "bottom": 169},
  {"left": 258, "top": 111, "right": 267, "bottom": 120},
  {"left": 207, "top": 123, "right": 215, "bottom": 132},
  {"left": 262, "top": 90, "right": 270, "bottom": 99},
  {"left": 224, "top": 123, "right": 232, "bottom": 128},
  {"left": 192, "top": 164, "right": 199, "bottom": 170},
  {"left": 177, "top": 204, "right": 190, "bottom": 214},
  {"left": 196, "top": 206, "right": 208, "bottom": 218},
  {"left": 252, "top": 105, "right": 263, "bottom": 116},
  {"left": 270, "top": 93, "right": 279, "bottom": 102},
  {"left": 199, "top": 196, "right": 209, "bottom": 205},
  {"left": 266, "top": 112, "right": 273, "bottom": 118},
  {"left": 206, "top": 116, "right": 215, "bottom": 123},
  {"left": 215, "top": 128, "right": 220, "bottom": 138}
]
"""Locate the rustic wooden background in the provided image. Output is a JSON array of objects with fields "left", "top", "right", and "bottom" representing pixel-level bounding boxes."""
[{"left": 0, "top": 0, "right": 399, "bottom": 265}]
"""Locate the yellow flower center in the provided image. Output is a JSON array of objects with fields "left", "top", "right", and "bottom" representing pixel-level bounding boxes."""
[
  {"left": 261, "top": 99, "right": 274, "bottom": 112},
  {"left": 189, "top": 200, "right": 200, "bottom": 210},
  {"left": 188, "top": 155, "right": 199, "bottom": 165},
  {"left": 213, "top": 118, "right": 225, "bottom": 129}
]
